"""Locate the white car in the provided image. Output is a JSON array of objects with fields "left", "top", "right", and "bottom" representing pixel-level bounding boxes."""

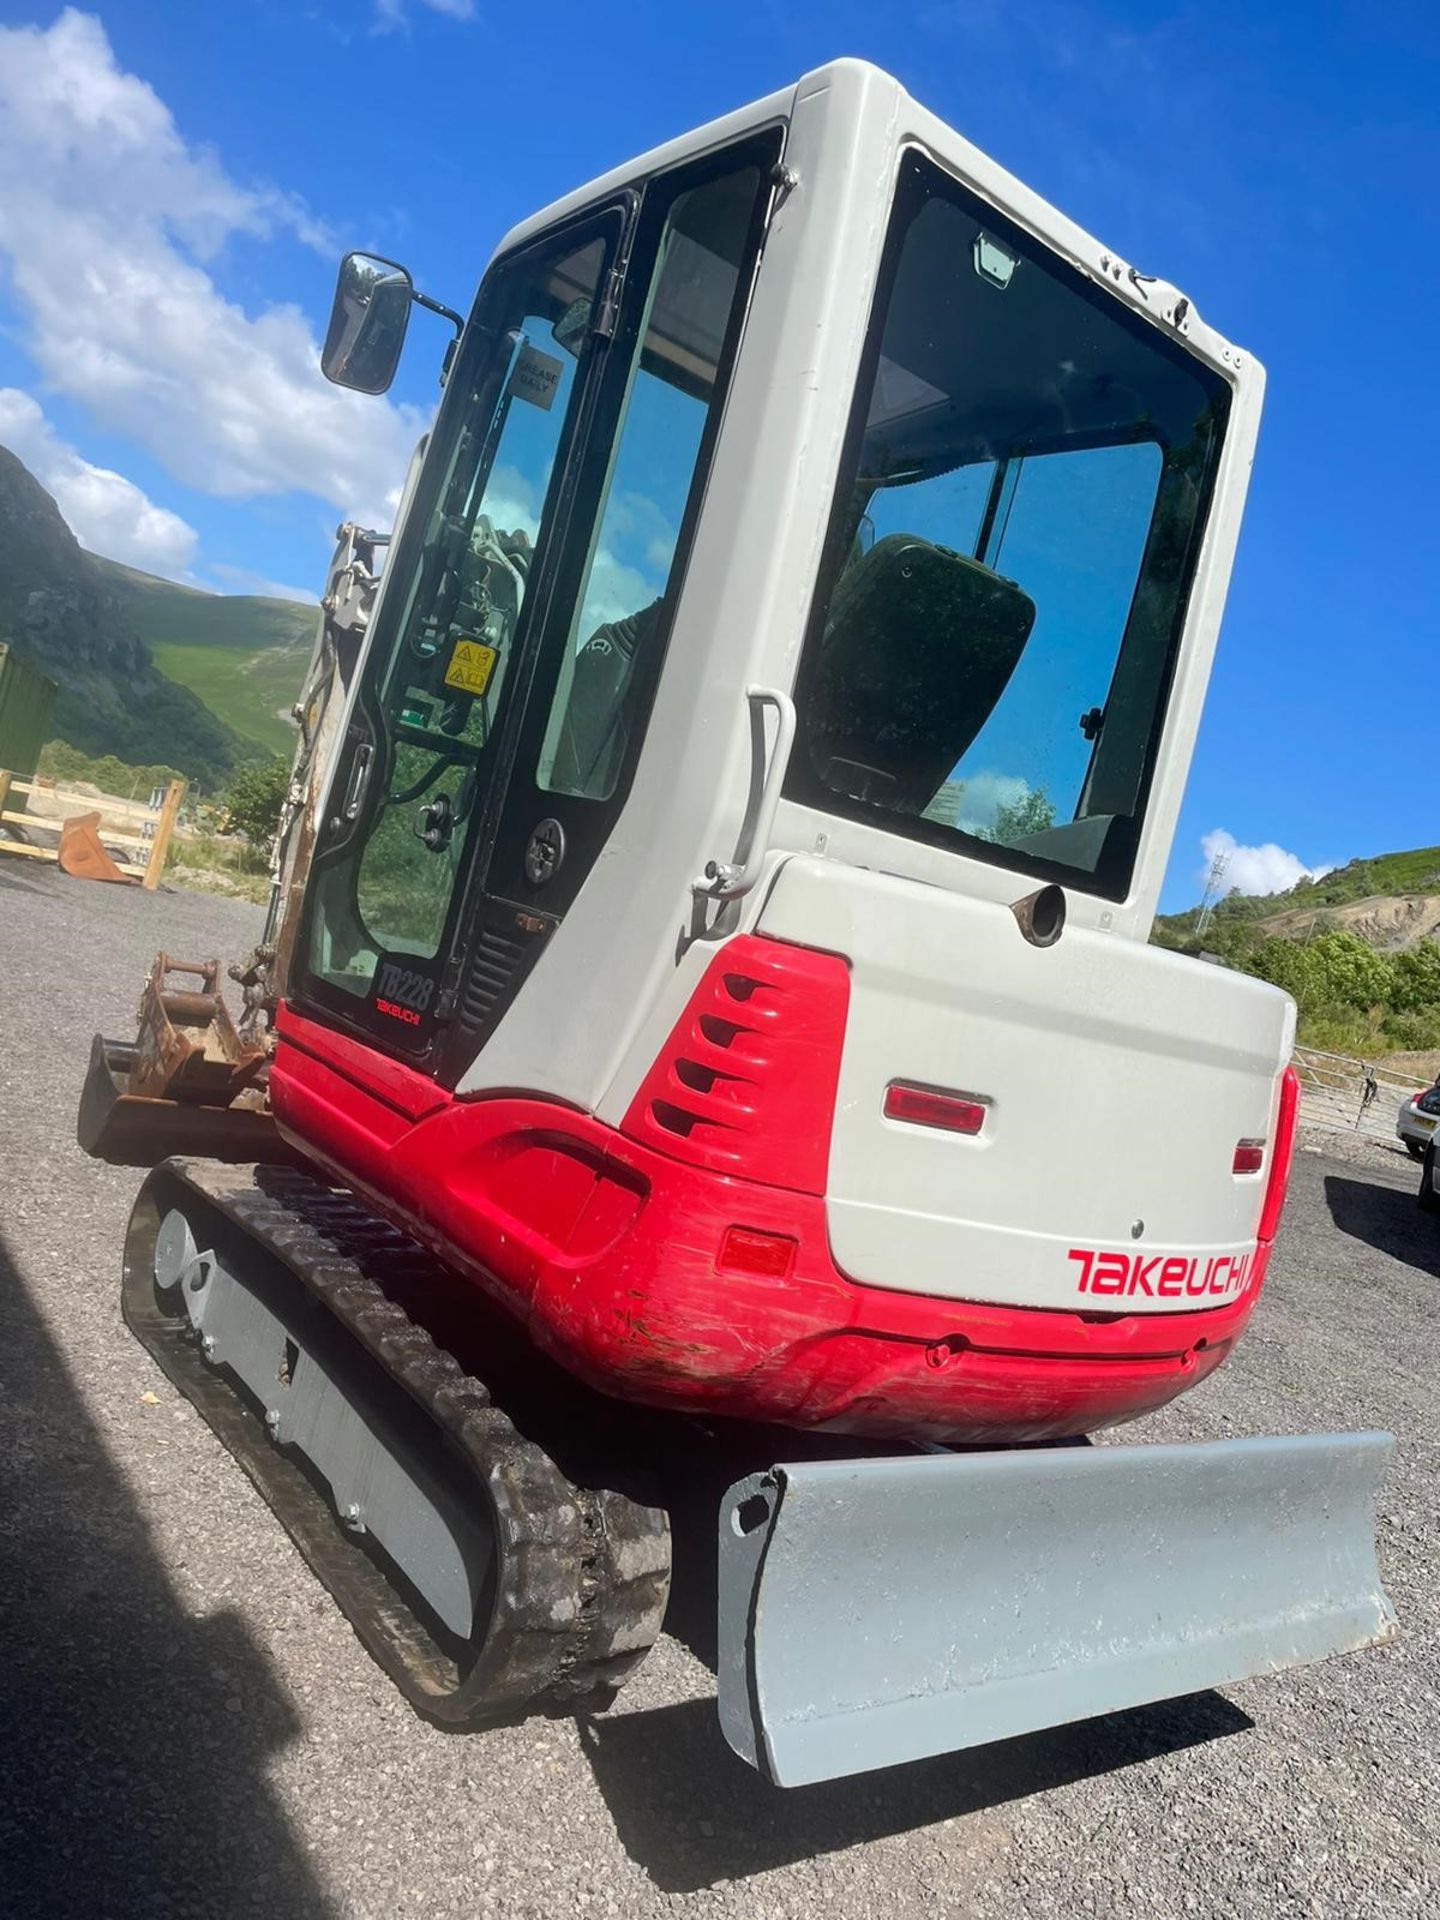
[
  {"left": 1421, "top": 1142, "right": 1439, "bottom": 1214},
  {"left": 1397, "top": 1085, "right": 1440, "bottom": 1159}
]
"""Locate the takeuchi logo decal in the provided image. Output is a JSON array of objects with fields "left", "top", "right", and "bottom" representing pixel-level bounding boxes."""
[
  {"left": 375, "top": 997, "right": 422, "bottom": 1026},
  {"left": 1067, "top": 1248, "right": 1254, "bottom": 1299}
]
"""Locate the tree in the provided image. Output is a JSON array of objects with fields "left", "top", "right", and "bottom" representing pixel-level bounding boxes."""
[
  {"left": 221, "top": 756, "right": 289, "bottom": 854},
  {"left": 1391, "top": 940, "right": 1440, "bottom": 1016},
  {"left": 983, "top": 787, "right": 1056, "bottom": 845},
  {"left": 1243, "top": 929, "right": 1395, "bottom": 1018}
]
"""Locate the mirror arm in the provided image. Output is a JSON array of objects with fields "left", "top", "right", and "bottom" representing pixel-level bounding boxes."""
[{"left": 411, "top": 289, "right": 464, "bottom": 338}]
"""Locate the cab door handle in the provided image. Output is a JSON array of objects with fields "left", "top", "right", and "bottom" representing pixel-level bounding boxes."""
[
  {"left": 341, "top": 742, "right": 374, "bottom": 821},
  {"left": 695, "top": 686, "right": 796, "bottom": 902}
]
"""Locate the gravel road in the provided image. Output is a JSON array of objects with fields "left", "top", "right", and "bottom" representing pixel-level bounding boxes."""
[{"left": 1, "top": 863, "right": 1435, "bottom": 1918}]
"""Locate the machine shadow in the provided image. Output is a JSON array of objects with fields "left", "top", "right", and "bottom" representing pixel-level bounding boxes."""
[
  {"left": 578, "top": 1688, "right": 1251, "bottom": 1893},
  {"left": 1324, "top": 1173, "right": 1440, "bottom": 1280},
  {"left": 0, "top": 1227, "right": 333, "bottom": 1919}
]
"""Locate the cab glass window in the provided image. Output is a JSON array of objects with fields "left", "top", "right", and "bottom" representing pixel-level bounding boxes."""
[
  {"left": 537, "top": 164, "right": 764, "bottom": 801},
  {"left": 788, "top": 156, "right": 1230, "bottom": 897}
]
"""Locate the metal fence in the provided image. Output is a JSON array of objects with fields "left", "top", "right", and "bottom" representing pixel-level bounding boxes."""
[{"left": 1292, "top": 1045, "right": 1428, "bottom": 1144}]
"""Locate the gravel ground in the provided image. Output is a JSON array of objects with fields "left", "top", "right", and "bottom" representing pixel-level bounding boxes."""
[{"left": 0, "top": 862, "right": 1435, "bottom": 1918}]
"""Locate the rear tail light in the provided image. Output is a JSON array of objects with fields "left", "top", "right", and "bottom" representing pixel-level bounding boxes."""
[
  {"left": 1232, "top": 1139, "right": 1265, "bottom": 1176},
  {"left": 718, "top": 1225, "right": 796, "bottom": 1278},
  {"left": 1257, "top": 1067, "right": 1300, "bottom": 1246},
  {"left": 884, "top": 1083, "right": 987, "bottom": 1136}
]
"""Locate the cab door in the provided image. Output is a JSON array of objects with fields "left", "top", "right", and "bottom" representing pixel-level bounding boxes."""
[
  {"left": 297, "top": 207, "right": 630, "bottom": 1057},
  {"left": 434, "top": 136, "right": 779, "bottom": 1086},
  {"left": 296, "top": 135, "right": 778, "bottom": 1080}
]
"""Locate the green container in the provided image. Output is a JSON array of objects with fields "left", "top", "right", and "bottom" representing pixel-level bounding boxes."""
[{"left": 0, "top": 642, "right": 57, "bottom": 779}]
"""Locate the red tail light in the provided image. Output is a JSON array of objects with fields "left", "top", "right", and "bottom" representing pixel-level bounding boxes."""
[
  {"left": 1257, "top": 1066, "right": 1300, "bottom": 1246},
  {"left": 1232, "top": 1139, "right": 1265, "bottom": 1175},
  {"left": 718, "top": 1225, "right": 797, "bottom": 1278},
  {"left": 621, "top": 934, "right": 850, "bottom": 1193},
  {"left": 884, "top": 1083, "right": 987, "bottom": 1135}
]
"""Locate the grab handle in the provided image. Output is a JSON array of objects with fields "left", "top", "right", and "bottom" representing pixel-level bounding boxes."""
[
  {"left": 694, "top": 686, "right": 796, "bottom": 903},
  {"left": 341, "top": 741, "right": 374, "bottom": 822}
]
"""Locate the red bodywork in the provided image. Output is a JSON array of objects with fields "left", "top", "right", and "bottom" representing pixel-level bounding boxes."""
[{"left": 271, "top": 936, "right": 1298, "bottom": 1445}]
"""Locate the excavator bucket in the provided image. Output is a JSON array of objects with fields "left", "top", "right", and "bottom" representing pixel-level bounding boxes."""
[
  {"left": 58, "top": 810, "right": 134, "bottom": 883},
  {"left": 126, "top": 954, "right": 266, "bottom": 1104},
  {"left": 717, "top": 1434, "right": 1397, "bottom": 1787},
  {"left": 77, "top": 954, "right": 283, "bottom": 1167}
]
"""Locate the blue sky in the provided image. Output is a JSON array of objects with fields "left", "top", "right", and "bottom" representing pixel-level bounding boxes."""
[{"left": 0, "top": 2, "right": 1434, "bottom": 909}]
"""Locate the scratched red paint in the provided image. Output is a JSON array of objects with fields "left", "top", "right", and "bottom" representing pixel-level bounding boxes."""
[{"left": 269, "top": 977, "right": 1297, "bottom": 1446}]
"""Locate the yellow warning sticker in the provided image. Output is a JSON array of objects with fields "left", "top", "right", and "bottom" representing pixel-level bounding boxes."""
[{"left": 443, "top": 638, "right": 498, "bottom": 697}]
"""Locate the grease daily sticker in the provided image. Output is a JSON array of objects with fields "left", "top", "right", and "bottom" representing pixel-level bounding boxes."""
[{"left": 507, "top": 344, "right": 563, "bottom": 411}]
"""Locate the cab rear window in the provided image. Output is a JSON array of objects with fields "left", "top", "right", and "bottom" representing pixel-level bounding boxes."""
[{"left": 786, "top": 152, "right": 1230, "bottom": 900}]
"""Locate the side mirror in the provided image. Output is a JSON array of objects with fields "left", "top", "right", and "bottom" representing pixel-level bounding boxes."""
[{"left": 322, "top": 252, "right": 414, "bottom": 395}]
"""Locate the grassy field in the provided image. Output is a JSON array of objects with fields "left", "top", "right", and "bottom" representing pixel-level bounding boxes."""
[
  {"left": 94, "top": 555, "right": 317, "bottom": 651},
  {"left": 150, "top": 640, "right": 304, "bottom": 757},
  {"left": 91, "top": 553, "right": 317, "bottom": 758}
]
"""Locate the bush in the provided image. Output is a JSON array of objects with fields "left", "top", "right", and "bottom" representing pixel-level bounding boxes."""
[
  {"left": 1380, "top": 1009, "right": 1440, "bottom": 1052},
  {"left": 220, "top": 756, "right": 289, "bottom": 854},
  {"left": 1236, "top": 927, "right": 1440, "bottom": 1054},
  {"left": 1243, "top": 929, "right": 1395, "bottom": 1018},
  {"left": 1391, "top": 942, "right": 1440, "bottom": 1015},
  {"left": 37, "top": 739, "right": 185, "bottom": 796}
]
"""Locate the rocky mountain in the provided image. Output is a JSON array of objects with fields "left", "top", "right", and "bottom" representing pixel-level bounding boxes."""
[{"left": 0, "top": 444, "right": 241, "bottom": 783}]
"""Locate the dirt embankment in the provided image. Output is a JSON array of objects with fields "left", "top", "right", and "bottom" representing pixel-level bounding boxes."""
[{"left": 1260, "top": 892, "right": 1440, "bottom": 952}]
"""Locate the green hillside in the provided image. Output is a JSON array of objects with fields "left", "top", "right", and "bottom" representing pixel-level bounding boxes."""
[
  {"left": 0, "top": 446, "right": 241, "bottom": 784},
  {"left": 93, "top": 555, "right": 315, "bottom": 758},
  {"left": 149, "top": 641, "right": 305, "bottom": 757},
  {"left": 1155, "top": 846, "right": 1440, "bottom": 1056},
  {"left": 1156, "top": 847, "right": 1440, "bottom": 952}
]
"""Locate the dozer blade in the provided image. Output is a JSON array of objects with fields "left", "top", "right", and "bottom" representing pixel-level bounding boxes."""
[{"left": 717, "top": 1436, "right": 1397, "bottom": 1787}]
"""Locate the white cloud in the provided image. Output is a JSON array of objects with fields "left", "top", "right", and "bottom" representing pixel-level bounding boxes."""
[
  {"left": 577, "top": 548, "right": 658, "bottom": 638},
  {"left": 0, "top": 386, "right": 198, "bottom": 579},
  {"left": 955, "top": 771, "right": 1031, "bottom": 837},
  {"left": 0, "top": 11, "right": 424, "bottom": 532},
  {"left": 1201, "top": 828, "right": 1335, "bottom": 899},
  {"left": 374, "top": 0, "right": 476, "bottom": 30}
]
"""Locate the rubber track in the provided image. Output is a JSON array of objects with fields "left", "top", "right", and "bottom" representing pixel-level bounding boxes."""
[{"left": 122, "top": 1158, "right": 670, "bottom": 1729}]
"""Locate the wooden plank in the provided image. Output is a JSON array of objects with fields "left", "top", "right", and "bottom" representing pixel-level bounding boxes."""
[
  {"left": 143, "top": 778, "right": 186, "bottom": 890},
  {"left": 0, "top": 809, "right": 156, "bottom": 850},
  {"left": 0, "top": 835, "right": 59, "bottom": 862},
  {"left": 9, "top": 777, "right": 164, "bottom": 819},
  {"left": 1, "top": 826, "right": 143, "bottom": 875}
]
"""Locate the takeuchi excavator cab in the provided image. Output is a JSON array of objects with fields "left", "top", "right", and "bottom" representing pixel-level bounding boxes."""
[{"left": 266, "top": 57, "right": 1283, "bottom": 1446}]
